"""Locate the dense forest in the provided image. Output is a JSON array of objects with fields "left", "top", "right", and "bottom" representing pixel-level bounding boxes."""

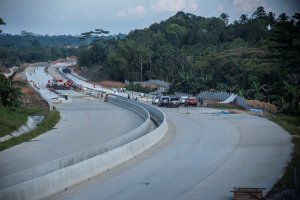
[
  {"left": 0, "top": 31, "right": 80, "bottom": 67},
  {"left": 0, "top": 30, "right": 126, "bottom": 68},
  {"left": 0, "top": 31, "right": 80, "bottom": 47},
  {"left": 0, "top": 7, "right": 299, "bottom": 115},
  {"left": 78, "top": 7, "right": 300, "bottom": 115}
]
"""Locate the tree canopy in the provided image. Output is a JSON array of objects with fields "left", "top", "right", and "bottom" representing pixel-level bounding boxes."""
[
  {"left": 0, "top": 18, "right": 5, "bottom": 33},
  {"left": 0, "top": 71, "right": 23, "bottom": 109},
  {"left": 0, "top": 7, "right": 299, "bottom": 115},
  {"left": 77, "top": 7, "right": 300, "bottom": 115}
]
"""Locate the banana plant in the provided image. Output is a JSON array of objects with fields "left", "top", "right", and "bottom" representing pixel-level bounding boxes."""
[
  {"left": 282, "top": 80, "right": 300, "bottom": 114},
  {"left": 0, "top": 71, "right": 23, "bottom": 109}
]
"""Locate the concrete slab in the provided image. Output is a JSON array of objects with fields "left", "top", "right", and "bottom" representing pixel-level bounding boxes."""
[
  {"left": 47, "top": 106, "right": 292, "bottom": 200},
  {"left": 0, "top": 101, "right": 144, "bottom": 180}
]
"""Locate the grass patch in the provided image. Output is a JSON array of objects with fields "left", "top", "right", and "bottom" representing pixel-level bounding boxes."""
[
  {"left": 0, "top": 106, "right": 45, "bottom": 137},
  {"left": 0, "top": 109, "right": 60, "bottom": 151},
  {"left": 270, "top": 114, "right": 300, "bottom": 192}
]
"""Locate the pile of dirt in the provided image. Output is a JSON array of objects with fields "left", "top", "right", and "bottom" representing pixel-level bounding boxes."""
[
  {"left": 99, "top": 80, "right": 126, "bottom": 88},
  {"left": 72, "top": 65, "right": 82, "bottom": 74},
  {"left": 13, "top": 71, "right": 49, "bottom": 110},
  {"left": 66, "top": 65, "right": 125, "bottom": 89},
  {"left": 247, "top": 100, "right": 277, "bottom": 113},
  {"left": 142, "top": 83, "right": 159, "bottom": 89},
  {"left": 21, "top": 85, "right": 49, "bottom": 110}
]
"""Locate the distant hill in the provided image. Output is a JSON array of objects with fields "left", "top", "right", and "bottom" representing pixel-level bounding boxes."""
[
  {"left": 0, "top": 32, "right": 127, "bottom": 48},
  {"left": 0, "top": 32, "right": 80, "bottom": 47},
  {"left": 76, "top": 8, "right": 300, "bottom": 115}
]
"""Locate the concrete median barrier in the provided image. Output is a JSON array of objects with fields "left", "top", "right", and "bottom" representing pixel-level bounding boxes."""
[{"left": 0, "top": 95, "right": 168, "bottom": 200}]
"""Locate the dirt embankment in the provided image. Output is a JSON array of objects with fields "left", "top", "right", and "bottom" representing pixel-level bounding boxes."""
[
  {"left": 247, "top": 100, "right": 277, "bottom": 113},
  {"left": 72, "top": 65, "right": 126, "bottom": 89},
  {"left": 14, "top": 71, "right": 49, "bottom": 110},
  {"left": 98, "top": 80, "right": 125, "bottom": 88}
]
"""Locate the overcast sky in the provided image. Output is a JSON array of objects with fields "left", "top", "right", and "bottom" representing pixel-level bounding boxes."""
[{"left": 1, "top": 0, "right": 299, "bottom": 36}]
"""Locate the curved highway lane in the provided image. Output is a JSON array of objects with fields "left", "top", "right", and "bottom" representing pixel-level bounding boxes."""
[
  {"left": 0, "top": 101, "right": 144, "bottom": 179},
  {"left": 48, "top": 106, "right": 292, "bottom": 200}
]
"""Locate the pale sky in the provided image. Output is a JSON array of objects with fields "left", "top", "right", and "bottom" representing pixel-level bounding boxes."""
[{"left": 0, "top": 0, "right": 299, "bottom": 36}]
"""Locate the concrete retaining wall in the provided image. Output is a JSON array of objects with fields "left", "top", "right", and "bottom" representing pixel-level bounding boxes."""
[
  {"left": 0, "top": 96, "right": 168, "bottom": 200},
  {"left": 114, "top": 96, "right": 165, "bottom": 126},
  {"left": 0, "top": 116, "right": 44, "bottom": 143}
]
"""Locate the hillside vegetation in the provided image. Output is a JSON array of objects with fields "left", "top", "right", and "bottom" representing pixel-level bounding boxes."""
[
  {"left": 78, "top": 7, "right": 300, "bottom": 116},
  {"left": 0, "top": 9, "right": 299, "bottom": 193},
  {"left": 0, "top": 32, "right": 80, "bottom": 67}
]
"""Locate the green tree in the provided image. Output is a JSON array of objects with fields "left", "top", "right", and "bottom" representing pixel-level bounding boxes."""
[
  {"left": 268, "top": 12, "right": 276, "bottom": 26},
  {"left": 165, "top": 23, "right": 187, "bottom": 46},
  {"left": 282, "top": 80, "right": 300, "bottom": 114},
  {"left": 75, "top": 10, "right": 299, "bottom": 115},
  {"left": 0, "top": 17, "right": 6, "bottom": 33},
  {"left": 252, "top": 6, "right": 267, "bottom": 20},
  {"left": 106, "top": 52, "right": 128, "bottom": 81},
  {"left": 79, "top": 28, "right": 110, "bottom": 41},
  {"left": 0, "top": 72, "right": 23, "bottom": 109},
  {"left": 220, "top": 13, "right": 229, "bottom": 26},
  {"left": 239, "top": 14, "right": 248, "bottom": 24}
]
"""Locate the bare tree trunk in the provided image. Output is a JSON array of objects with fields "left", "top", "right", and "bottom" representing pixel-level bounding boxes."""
[
  {"left": 149, "top": 54, "right": 152, "bottom": 80},
  {"left": 130, "top": 62, "right": 133, "bottom": 82},
  {"left": 140, "top": 56, "right": 143, "bottom": 82},
  {"left": 136, "top": 56, "right": 143, "bottom": 82}
]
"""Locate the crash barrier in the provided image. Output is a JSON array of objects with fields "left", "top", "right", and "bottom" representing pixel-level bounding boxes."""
[
  {"left": 175, "top": 91, "right": 251, "bottom": 110},
  {"left": 218, "top": 94, "right": 237, "bottom": 104},
  {"left": 111, "top": 95, "right": 165, "bottom": 126},
  {"left": 0, "top": 96, "right": 149, "bottom": 199},
  {"left": 0, "top": 95, "right": 168, "bottom": 200},
  {"left": 57, "top": 68, "right": 130, "bottom": 99},
  {"left": 25, "top": 71, "right": 55, "bottom": 111},
  {"left": 71, "top": 95, "right": 94, "bottom": 102},
  {"left": 197, "top": 91, "right": 251, "bottom": 110},
  {"left": 0, "top": 116, "right": 44, "bottom": 143},
  {"left": 70, "top": 68, "right": 87, "bottom": 81},
  {"left": 58, "top": 68, "right": 109, "bottom": 94},
  {"left": 250, "top": 108, "right": 263, "bottom": 116}
]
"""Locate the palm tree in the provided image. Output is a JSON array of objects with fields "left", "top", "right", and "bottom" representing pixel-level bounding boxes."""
[
  {"left": 239, "top": 14, "right": 248, "bottom": 24},
  {"left": 0, "top": 17, "right": 5, "bottom": 33},
  {"left": 283, "top": 80, "right": 300, "bottom": 115},
  {"left": 247, "top": 81, "right": 268, "bottom": 101}
]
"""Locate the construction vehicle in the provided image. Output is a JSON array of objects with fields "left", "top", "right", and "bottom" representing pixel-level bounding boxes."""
[{"left": 47, "top": 79, "right": 73, "bottom": 90}]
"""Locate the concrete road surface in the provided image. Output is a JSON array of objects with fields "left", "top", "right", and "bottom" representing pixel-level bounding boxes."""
[
  {"left": 48, "top": 106, "right": 292, "bottom": 200},
  {"left": 0, "top": 101, "right": 144, "bottom": 179}
]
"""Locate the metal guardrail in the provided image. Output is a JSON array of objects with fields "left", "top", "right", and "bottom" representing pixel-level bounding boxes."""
[{"left": 175, "top": 91, "right": 252, "bottom": 110}]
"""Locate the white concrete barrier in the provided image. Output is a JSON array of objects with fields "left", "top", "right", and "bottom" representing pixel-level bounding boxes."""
[
  {"left": 0, "top": 95, "right": 168, "bottom": 200},
  {"left": 250, "top": 108, "right": 263, "bottom": 116},
  {"left": 25, "top": 67, "right": 59, "bottom": 111}
]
